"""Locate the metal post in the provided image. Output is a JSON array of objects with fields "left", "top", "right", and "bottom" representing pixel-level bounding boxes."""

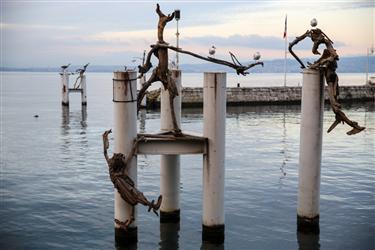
[
  {"left": 297, "top": 68, "right": 324, "bottom": 233},
  {"left": 160, "top": 69, "right": 181, "bottom": 222},
  {"left": 81, "top": 75, "right": 87, "bottom": 105},
  {"left": 61, "top": 71, "right": 69, "bottom": 106},
  {"left": 113, "top": 70, "right": 138, "bottom": 244},
  {"left": 202, "top": 72, "right": 226, "bottom": 243}
]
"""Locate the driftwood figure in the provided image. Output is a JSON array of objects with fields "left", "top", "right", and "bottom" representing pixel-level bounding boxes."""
[
  {"left": 137, "top": 3, "right": 263, "bottom": 133},
  {"left": 73, "top": 63, "right": 90, "bottom": 88},
  {"left": 289, "top": 19, "right": 365, "bottom": 135},
  {"left": 102, "top": 129, "right": 162, "bottom": 230}
]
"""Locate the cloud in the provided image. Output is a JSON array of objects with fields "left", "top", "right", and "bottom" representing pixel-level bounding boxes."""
[
  {"left": 0, "top": 22, "right": 77, "bottom": 31},
  {"left": 182, "top": 34, "right": 346, "bottom": 50}
]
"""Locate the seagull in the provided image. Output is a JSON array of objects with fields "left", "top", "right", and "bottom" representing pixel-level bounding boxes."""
[
  {"left": 209, "top": 45, "right": 216, "bottom": 57},
  {"left": 310, "top": 18, "right": 318, "bottom": 27},
  {"left": 253, "top": 52, "right": 261, "bottom": 61}
]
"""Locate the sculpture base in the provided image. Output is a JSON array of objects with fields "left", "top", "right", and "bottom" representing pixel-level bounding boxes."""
[
  {"left": 297, "top": 215, "right": 320, "bottom": 233},
  {"left": 160, "top": 210, "right": 180, "bottom": 223},
  {"left": 202, "top": 224, "right": 225, "bottom": 244}
]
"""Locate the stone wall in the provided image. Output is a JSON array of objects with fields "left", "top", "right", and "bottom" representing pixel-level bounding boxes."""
[{"left": 146, "top": 85, "right": 375, "bottom": 108}]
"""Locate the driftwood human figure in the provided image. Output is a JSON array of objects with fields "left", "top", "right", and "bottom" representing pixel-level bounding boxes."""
[
  {"left": 289, "top": 19, "right": 365, "bottom": 135},
  {"left": 102, "top": 129, "right": 162, "bottom": 230},
  {"left": 137, "top": 4, "right": 263, "bottom": 134},
  {"left": 73, "top": 63, "right": 90, "bottom": 89}
]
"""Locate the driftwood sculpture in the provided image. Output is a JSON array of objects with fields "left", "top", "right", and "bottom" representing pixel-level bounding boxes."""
[
  {"left": 137, "top": 3, "right": 263, "bottom": 133},
  {"left": 73, "top": 63, "right": 89, "bottom": 88},
  {"left": 289, "top": 19, "right": 365, "bottom": 135},
  {"left": 102, "top": 129, "right": 162, "bottom": 230}
]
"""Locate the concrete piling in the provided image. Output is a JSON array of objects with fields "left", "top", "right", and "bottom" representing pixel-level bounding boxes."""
[
  {"left": 81, "top": 75, "right": 87, "bottom": 105},
  {"left": 113, "top": 70, "right": 138, "bottom": 244},
  {"left": 297, "top": 69, "right": 324, "bottom": 233},
  {"left": 61, "top": 71, "right": 69, "bottom": 106},
  {"left": 202, "top": 72, "right": 226, "bottom": 243},
  {"left": 160, "top": 69, "right": 182, "bottom": 223}
]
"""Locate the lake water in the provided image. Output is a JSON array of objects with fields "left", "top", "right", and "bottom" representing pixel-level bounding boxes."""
[{"left": 1, "top": 72, "right": 374, "bottom": 250}]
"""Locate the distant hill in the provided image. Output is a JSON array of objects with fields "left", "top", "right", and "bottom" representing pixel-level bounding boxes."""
[{"left": 1, "top": 56, "right": 373, "bottom": 73}]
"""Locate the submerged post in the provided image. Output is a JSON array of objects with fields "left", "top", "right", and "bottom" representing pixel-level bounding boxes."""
[
  {"left": 202, "top": 72, "right": 226, "bottom": 243},
  {"left": 297, "top": 68, "right": 324, "bottom": 233},
  {"left": 81, "top": 75, "right": 87, "bottom": 105},
  {"left": 113, "top": 70, "right": 138, "bottom": 244},
  {"left": 160, "top": 69, "right": 182, "bottom": 223},
  {"left": 61, "top": 70, "right": 69, "bottom": 106}
]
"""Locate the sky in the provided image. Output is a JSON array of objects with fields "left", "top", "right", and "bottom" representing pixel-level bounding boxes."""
[{"left": 1, "top": 0, "right": 374, "bottom": 67}]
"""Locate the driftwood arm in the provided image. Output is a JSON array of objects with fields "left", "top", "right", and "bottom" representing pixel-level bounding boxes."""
[
  {"left": 160, "top": 44, "right": 263, "bottom": 75},
  {"left": 288, "top": 30, "right": 310, "bottom": 69}
]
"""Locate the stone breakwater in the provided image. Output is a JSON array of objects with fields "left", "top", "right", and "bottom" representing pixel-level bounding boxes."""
[{"left": 146, "top": 85, "right": 375, "bottom": 108}]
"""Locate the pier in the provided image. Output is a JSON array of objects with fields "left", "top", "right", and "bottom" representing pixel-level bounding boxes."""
[{"left": 145, "top": 84, "right": 375, "bottom": 108}]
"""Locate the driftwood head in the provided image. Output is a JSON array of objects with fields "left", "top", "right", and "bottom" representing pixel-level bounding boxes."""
[{"left": 156, "top": 3, "right": 175, "bottom": 44}]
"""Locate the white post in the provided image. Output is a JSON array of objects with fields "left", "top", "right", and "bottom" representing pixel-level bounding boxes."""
[
  {"left": 81, "top": 75, "right": 87, "bottom": 105},
  {"left": 61, "top": 71, "right": 69, "bottom": 106},
  {"left": 297, "top": 68, "right": 324, "bottom": 233},
  {"left": 113, "top": 71, "right": 138, "bottom": 243},
  {"left": 160, "top": 70, "right": 181, "bottom": 223},
  {"left": 202, "top": 72, "right": 226, "bottom": 243},
  {"left": 139, "top": 75, "right": 147, "bottom": 107}
]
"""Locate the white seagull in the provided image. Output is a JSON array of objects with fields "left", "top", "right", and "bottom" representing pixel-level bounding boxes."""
[
  {"left": 253, "top": 52, "right": 261, "bottom": 61},
  {"left": 209, "top": 45, "right": 216, "bottom": 57}
]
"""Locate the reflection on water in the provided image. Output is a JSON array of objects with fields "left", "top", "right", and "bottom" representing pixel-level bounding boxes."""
[
  {"left": 139, "top": 109, "right": 147, "bottom": 133},
  {"left": 297, "top": 232, "right": 320, "bottom": 250},
  {"left": 159, "top": 222, "right": 180, "bottom": 250},
  {"left": 2, "top": 70, "right": 374, "bottom": 250},
  {"left": 201, "top": 242, "right": 225, "bottom": 250}
]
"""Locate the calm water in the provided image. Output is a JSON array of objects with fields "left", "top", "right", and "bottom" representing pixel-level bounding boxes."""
[{"left": 1, "top": 72, "right": 374, "bottom": 250}]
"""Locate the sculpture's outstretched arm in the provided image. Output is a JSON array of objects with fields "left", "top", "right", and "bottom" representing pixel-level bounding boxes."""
[
  {"left": 289, "top": 30, "right": 310, "bottom": 68},
  {"left": 161, "top": 44, "right": 264, "bottom": 75},
  {"left": 138, "top": 46, "right": 158, "bottom": 75}
]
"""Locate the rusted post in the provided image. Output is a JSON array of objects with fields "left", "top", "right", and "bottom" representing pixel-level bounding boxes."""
[
  {"left": 160, "top": 69, "right": 182, "bottom": 222},
  {"left": 297, "top": 68, "right": 324, "bottom": 233},
  {"left": 202, "top": 72, "right": 226, "bottom": 244},
  {"left": 113, "top": 70, "right": 138, "bottom": 244},
  {"left": 61, "top": 70, "right": 69, "bottom": 106},
  {"left": 81, "top": 75, "right": 87, "bottom": 105}
]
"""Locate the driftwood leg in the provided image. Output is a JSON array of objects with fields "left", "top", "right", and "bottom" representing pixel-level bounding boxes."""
[{"left": 137, "top": 71, "right": 157, "bottom": 111}]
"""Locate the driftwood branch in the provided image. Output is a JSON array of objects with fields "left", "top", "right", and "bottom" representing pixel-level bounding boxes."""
[{"left": 159, "top": 44, "right": 264, "bottom": 75}]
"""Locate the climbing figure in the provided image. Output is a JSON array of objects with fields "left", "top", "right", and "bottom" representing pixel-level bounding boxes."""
[
  {"left": 102, "top": 129, "right": 162, "bottom": 230},
  {"left": 73, "top": 63, "right": 89, "bottom": 89},
  {"left": 289, "top": 18, "right": 365, "bottom": 135}
]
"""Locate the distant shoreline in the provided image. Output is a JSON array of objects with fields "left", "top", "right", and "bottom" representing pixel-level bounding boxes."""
[{"left": 1, "top": 56, "right": 374, "bottom": 74}]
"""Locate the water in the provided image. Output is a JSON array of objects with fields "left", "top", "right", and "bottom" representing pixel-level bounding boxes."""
[{"left": 1, "top": 72, "right": 374, "bottom": 250}]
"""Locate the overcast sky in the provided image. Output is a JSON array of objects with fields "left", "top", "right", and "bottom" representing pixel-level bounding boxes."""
[{"left": 1, "top": 0, "right": 374, "bottom": 67}]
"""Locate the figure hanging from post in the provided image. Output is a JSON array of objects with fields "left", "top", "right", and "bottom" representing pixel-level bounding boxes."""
[
  {"left": 288, "top": 18, "right": 365, "bottom": 135},
  {"left": 102, "top": 129, "right": 162, "bottom": 230}
]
